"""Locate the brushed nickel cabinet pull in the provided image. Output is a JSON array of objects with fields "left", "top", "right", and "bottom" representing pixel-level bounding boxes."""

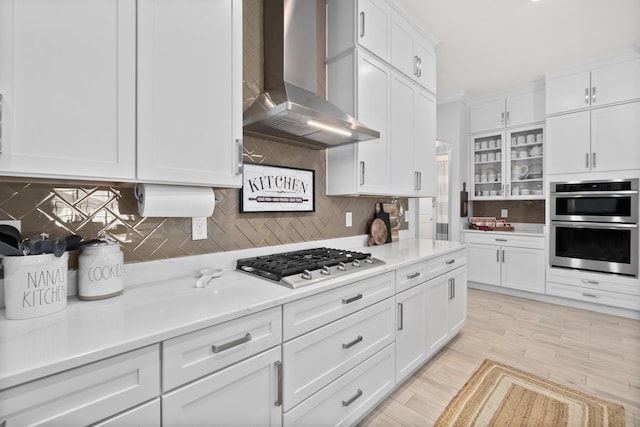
[
  {"left": 342, "top": 389, "right": 363, "bottom": 407},
  {"left": 582, "top": 279, "right": 599, "bottom": 285},
  {"left": 496, "top": 249, "right": 500, "bottom": 262},
  {"left": 495, "top": 238, "right": 508, "bottom": 242},
  {"left": 582, "top": 293, "right": 598, "bottom": 299},
  {"left": 501, "top": 250, "right": 505, "bottom": 263},
  {"left": 585, "top": 88, "right": 589, "bottom": 103},
  {"left": 452, "top": 278, "right": 455, "bottom": 299},
  {"left": 501, "top": 112, "right": 505, "bottom": 125},
  {"left": 0, "top": 94, "right": 3, "bottom": 153},
  {"left": 274, "top": 361, "right": 283, "bottom": 406},
  {"left": 398, "top": 303, "right": 404, "bottom": 331},
  {"left": 592, "top": 152, "right": 596, "bottom": 169},
  {"left": 342, "top": 293, "right": 363, "bottom": 304},
  {"left": 360, "top": 12, "right": 365, "bottom": 37},
  {"left": 414, "top": 55, "right": 420, "bottom": 76},
  {"left": 585, "top": 153, "right": 590, "bottom": 169},
  {"left": 591, "top": 86, "right": 596, "bottom": 103},
  {"left": 445, "top": 259, "right": 455, "bottom": 265},
  {"left": 417, "top": 57, "right": 422, "bottom": 77},
  {"left": 342, "top": 335, "right": 363, "bottom": 349},
  {"left": 236, "top": 138, "right": 243, "bottom": 175},
  {"left": 360, "top": 161, "right": 365, "bottom": 185},
  {"left": 212, "top": 333, "right": 251, "bottom": 353},
  {"left": 506, "top": 111, "right": 510, "bottom": 125},
  {"left": 407, "top": 272, "right": 420, "bottom": 280}
]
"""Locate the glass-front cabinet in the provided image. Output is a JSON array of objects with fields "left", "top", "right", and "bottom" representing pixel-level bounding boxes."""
[{"left": 471, "top": 124, "right": 544, "bottom": 200}]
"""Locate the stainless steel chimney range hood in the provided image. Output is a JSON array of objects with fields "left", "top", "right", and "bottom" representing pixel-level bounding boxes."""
[{"left": 243, "top": 0, "right": 380, "bottom": 149}]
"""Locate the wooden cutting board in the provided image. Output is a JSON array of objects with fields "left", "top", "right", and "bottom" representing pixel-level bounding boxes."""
[
  {"left": 368, "top": 218, "right": 387, "bottom": 246},
  {"left": 375, "top": 203, "right": 392, "bottom": 243}
]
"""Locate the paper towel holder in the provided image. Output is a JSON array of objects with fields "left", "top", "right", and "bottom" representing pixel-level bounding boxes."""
[{"left": 134, "top": 183, "right": 216, "bottom": 218}]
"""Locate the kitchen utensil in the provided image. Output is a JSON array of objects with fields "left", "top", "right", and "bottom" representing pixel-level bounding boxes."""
[
  {"left": 367, "top": 218, "right": 387, "bottom": 246},
  {"left": 460, "top": 182, "right": 468, "bottom": 217},
  {"left": 65, "top": 234, "right": 104, "bottom": 251},
  {"left": 0, "top": 224, "right": 22, "bottom": 250},
  {"left": 512, "top": 164, "right": 529, "bottom": 180},
  {"left": 195, "top": 268, "right": 222, "bottom": 288},
  {"left": 23, "top": 235, "right": 66, "bottom": 257},
  {"left": 529, "top": 145, "right": 541, "bottom": 156},
  {"left": 375, "top": 203, "right": 392, "bottom": 243},
  {"left": 0, "top": 240, "right": 23, "bottom": 256}
]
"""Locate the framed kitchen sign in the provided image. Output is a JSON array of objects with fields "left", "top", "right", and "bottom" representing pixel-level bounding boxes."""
[{"left": 240, "top": 163, "right": 315, "bottom": 213}]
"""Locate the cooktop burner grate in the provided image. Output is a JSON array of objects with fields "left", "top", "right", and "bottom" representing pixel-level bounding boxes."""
[{"left": 236, "top": 247, "right": 382, "bottom": 288}]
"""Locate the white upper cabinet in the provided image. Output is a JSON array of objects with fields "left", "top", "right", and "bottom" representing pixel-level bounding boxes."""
[
  {"left": 469, "top": 88, "right": 545, "bottom": 134},
  {"left": 137, "top": 0, "right": 242, "bottom": 187},
  {"left": 327, "top": 0, "right": 392, "bottom": 62},
  {"left": 546, "top": 56, "right": 640, "bottom": 116},
  {"left": 390, "top": 12, "right": 436, "bottom": 93},
  {"left": 0, "top": 0, "right": 136, "bottom": 180}
]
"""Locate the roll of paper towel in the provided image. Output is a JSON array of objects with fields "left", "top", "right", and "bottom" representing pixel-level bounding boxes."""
[{"left": 136, "top": 184, "right": 216, "bottom": 217}]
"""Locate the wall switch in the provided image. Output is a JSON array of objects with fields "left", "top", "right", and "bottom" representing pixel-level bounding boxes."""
[
  {"left": 192, "top": 217, "right": 207, "bottom": 240},
  {"left": 501, "top": 209, "right": 508, "bottom": 218},
  {"left": 0, "top": 220, "right": 21, "bottom": 233},
  {"left": 345, "top": 212, "right": 352, "bottom": 228}
]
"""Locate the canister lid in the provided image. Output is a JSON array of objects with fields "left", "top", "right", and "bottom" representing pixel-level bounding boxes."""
[{"left": 81, "top": 240, "right": 122, "bottom": 253}]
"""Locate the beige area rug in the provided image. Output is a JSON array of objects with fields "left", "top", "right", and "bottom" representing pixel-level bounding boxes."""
[{"left": 435, "top": 359, "right": 625, "bottom": 426}]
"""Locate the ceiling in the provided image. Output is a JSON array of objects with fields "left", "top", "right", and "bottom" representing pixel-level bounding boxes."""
[{"left": 398, "top": 0, "right": 640, "bottom": 99}]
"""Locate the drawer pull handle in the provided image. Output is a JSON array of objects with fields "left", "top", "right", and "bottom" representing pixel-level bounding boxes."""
[
  {"left": 495, "top": 238, "right": 507, "bottom": 242},
  {"left": 407, "top": 272, "right": 420, "bottom": 280},
  {"left": 342, "top": 293, "right": 363, "bottom": 304},
  {"left": 274, "top": 361, "right": 283, "bottom": 407},
  {"left": 342, "top": 389, "right": 363, "bottom": 407},
  {"left": 582, "top": 293, "right": 599, "bottom": 299},
  {"left": 236, "top": 138, "right": 243, "bottom": 175},
  {"left": 342, "top": 335, "right": 363, "bottom": 349},
  {"left": 445, "top": 259, "right": 455, "bottom": 265},
  {"left": 212, "top": 333, "right": 252, "bottom": 353},
  {"left": 582, "top": 279, "right": 599, "bottom": 285},
  {"left": 398, "top": 303, "right": 404, "bottom": 331}
]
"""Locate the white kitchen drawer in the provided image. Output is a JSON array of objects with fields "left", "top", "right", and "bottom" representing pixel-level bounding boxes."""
[
  {"left": 283, "top": 297, "right": 395, "bottom": 411},
  {"left": 283, "top": 343, "right": 395, "bottom": 427},
  {"left": 94, "top": 398, "right": 160, "bottom": 427},
  {"left": 0, "top": 345, "right": 160, "bottom": 426},
  {"left": 395, "top": 260, "right": 428, "bottom": 293},
  {"left": 162, "top": 307, "right": 282, "bottom": 391},
  {"left": 283, "top": 272, "right": 395, "bottom": 341},
  {"left": 463, "top": 232, "right": 544, "bottom": 249},
  {"left": 546, "top": 282, "right": 640, "bottom": 311},
  {"left": 425, "top": 248, "right": 467, "bottom": 279},
  {"left": 547, "top": 267, "right": 640, "bottom": 296}
]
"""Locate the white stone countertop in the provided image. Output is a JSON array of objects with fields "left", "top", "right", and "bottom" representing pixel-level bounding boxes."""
[{"left": 0, "top": 237, "right": 466, "bottom": 390}]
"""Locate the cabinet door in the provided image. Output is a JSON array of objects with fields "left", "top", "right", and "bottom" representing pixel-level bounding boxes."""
[
  {"left": 137, "top": 0, "right": 242, "bottom": 187},
  {"left": 395, "top": 283, "right": 428, "bottom": 382},
  {"left": 466, "top": 243, "right": 501, "bottom": 286},
  {"left": 414, "top": 37, "right": 436, "bottom": 93},
  {"left": 591, "top": 102, "right": 640, "bottom": 173},
  {"left": 590, "top": 59, "right": 640, "bottom": 107},
  {"left": 356, "top": 50, "right": 390, "bottom": 194},
  {"left": 162, "top": 347, "right": 281, "bottom": 427},
  {"left": 357, "top": 0, "right": 391, "bottom": 62},
  {"left": 0, "top": 0, "right": 136, "bottom": 180},
  {"left": 448, "top": 267, "right": 467, "bottom": 335},
  {"left": 501, "top": 247, "right": 545, "bottom": 294},
  {"left": 546, "top": 71, "right": 591, "bottom": 115},
  {"left": 469, "top": 99, "right": 506, "bottom": 133},
  {"left": 426, "top": 275, "right": 448, "bottom": 355},
  {"left": 390, "top": 72, "right": 415, "bottom": 195},
  {"left": 390, "top": 13, "right": 415, "bottom": 80},
  {"left": 546, "top": 110, "right": 591, "bottom": 175},
  {"left": 414, "top": 89, "right": 437, "bottom": 197},
  {"left": 94, "top": 399, "right": 160, "bottom": 427},
  {"left": 506, "top": 89, "right": 545, "bottom": 128}
]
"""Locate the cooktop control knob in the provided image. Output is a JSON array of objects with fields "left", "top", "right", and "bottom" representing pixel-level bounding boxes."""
[
  {"left": 365, "top": 257, "right": 373, "bottom": 264},
  {"left": 320, "top": 266, "right": 331, "bottom": 275},
  {"left": 337, "top": 262, "right": 347, "bottom": 271},
  {"left": 352, "top": 259, "right": 361, "bottom": 268},
  {"left": 301, "top": 269, "right": 312, "bottom": 280}
]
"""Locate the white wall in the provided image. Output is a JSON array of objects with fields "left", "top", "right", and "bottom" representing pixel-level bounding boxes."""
[{"left": 435, "top": 96, "right": 469, "bottom": 242}]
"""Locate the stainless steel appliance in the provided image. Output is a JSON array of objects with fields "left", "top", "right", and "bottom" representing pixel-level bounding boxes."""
[
  {"left": 550, "top": 178, "right": 639, "bottom": 277},
  {"left": 236, "top": 247, "right": 384, "bottom": 289}
]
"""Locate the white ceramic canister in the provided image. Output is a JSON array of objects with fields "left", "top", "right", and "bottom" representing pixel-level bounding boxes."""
[
  {"left": 3, "top": 252, "right": 69, "bottom": 320},
  {"left": 78, "top": 241, "right": 124, "bottom": 300}
]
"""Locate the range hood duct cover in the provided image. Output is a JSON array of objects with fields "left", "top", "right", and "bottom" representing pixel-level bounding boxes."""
[{"left": 243, "top": 0, "right": 380, "bottom": 148}]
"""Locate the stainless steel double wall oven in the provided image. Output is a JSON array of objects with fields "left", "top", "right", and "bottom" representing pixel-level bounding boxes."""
[{"left": 550, "top": 179, "right": 639, "bottom": 277}]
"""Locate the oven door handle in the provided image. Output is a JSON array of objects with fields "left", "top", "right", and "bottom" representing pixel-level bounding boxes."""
[
  {"left": 552, "top": 221, "right": 638, "bottom": 230},
  {"left": 551, "top": 190, "right": 638, "bottom": 197}
]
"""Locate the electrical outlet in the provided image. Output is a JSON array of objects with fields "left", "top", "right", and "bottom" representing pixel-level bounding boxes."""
[
  {"left": 0, "top": 220, "right": 21, "bottom": 233},
  {"left": 501, "top": 209, "right": 508, "bottom": 218},
  {"left": 345, "top": 212, "right": 352, "bottom": 227},
  {"left": 192, "top": 217, "right": 207, "bottom": 240}
]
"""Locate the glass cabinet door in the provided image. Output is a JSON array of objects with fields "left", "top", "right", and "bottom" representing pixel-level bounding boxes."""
[
  {"left": 506, "top": 125, "right": 544, "bottom": 199},
  {"left": 471, "top": 132, "right": 505, "bottom": 199}
]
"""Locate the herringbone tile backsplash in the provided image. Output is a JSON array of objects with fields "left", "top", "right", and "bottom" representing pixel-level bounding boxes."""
[{"left": 0, "top": 0, "right": 407, "bottom": 264}]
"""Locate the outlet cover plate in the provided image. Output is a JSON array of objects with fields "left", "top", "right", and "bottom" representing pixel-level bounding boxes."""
[{"left": 192, "top": 217, "right": 207, "bottom": 240}]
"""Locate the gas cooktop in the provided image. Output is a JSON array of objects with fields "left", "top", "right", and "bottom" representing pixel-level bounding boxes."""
[{"left": 236, "top": 247, "right": 385, "bottom": 289}]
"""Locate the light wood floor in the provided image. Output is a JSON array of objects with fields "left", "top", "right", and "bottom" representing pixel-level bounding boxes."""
[{"left": 359, "top": 288, "right": 640, "bottom": 426}]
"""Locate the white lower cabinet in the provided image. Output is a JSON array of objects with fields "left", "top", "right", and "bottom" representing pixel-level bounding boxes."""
[
  {"left": 427, "top": 266, "right": 467, "bottom": 356},
  {"left": 94, "top": 399, "right": 160, "bottom": 427},
  {"left": 0, "top": 346, "right": 160, "bottom": 426},
  {"left": 464, "top": 232, "right": 545, "bottom": 294},
  {"left": 395, "top": 283, "right": 428, "bottom": 382},
  {"left": 283, "top": 344, "right": 395, "bottom": 427},
  {"left": 162, "top": 346, "right": 282, "bottom": 427}
]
